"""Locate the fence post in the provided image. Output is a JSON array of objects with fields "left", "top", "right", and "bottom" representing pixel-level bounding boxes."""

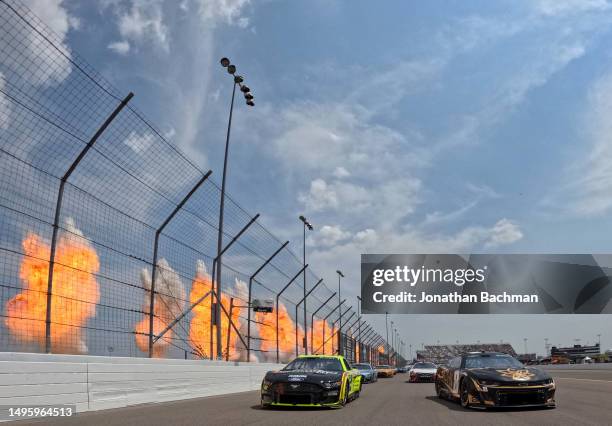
[
  {"left": 209, "top": 214, "right": 260, "bottom": 359},
  {"left": 44, "top": 92, "right": 133, "bottom": 353},
  {"left": 147, "top": 170, "right": 211, "bottom": 357},
  {"left": 294, "top": 278, "right": 323, "bottom": 357},
  {"left": 274, "top": 264, "right": 308, "bottom": 363},
  {"left": 225, "top": 298, "right": 234, "bottom": 361},
  {"left": 317, "top": 299, "right": 345, "bottom": 355},
  {"left": 309, "top": 292, "right": 336, "bottom": 354},
  {"left": 247, "top": 241, "right": 288, "bottom": 361}
]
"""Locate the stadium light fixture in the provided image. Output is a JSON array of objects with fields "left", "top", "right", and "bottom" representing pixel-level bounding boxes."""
[
  {"left": 299, "top": 215, "right": 313, "bottom": 353},
  {"left": 213, "top": 57, "right": 255, "bottom": 359}
]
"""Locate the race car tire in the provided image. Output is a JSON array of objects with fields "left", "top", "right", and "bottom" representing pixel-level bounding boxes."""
[
  {"left": 459, "top": 379, "right": 471, "bottom": 409},
  {"left": 435, "top": 380, "right": 444, "bottom": 399},
  {"left": 260, "top": 397, "right": 270, "bottom": 409}
]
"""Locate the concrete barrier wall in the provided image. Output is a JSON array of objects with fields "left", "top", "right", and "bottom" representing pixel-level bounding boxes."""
[
  {"left": 0, "top": 353, "right": 284, "bottom": 414},
  {"left": 542, "top": 363, "right": 612, "bottom": 371}
]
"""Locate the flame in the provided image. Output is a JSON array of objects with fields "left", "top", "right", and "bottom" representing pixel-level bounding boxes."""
[
  {"left": 188, "top": 261, "right": 242, "bottom": 359},
  {"left": 5, "top": 219, "right": 100, "bottom": 353},
  {"left": 378, "top": 345, "right": 385, "bottom": 354},
  {"left": 256, "top": 302, "right": 303, "bottom": 362},
  {"left": 310, "top": 318, "right": 333, "bottom": 355},
  {"left": 134, "top": 259, "right": 186, "bottom": 358}
]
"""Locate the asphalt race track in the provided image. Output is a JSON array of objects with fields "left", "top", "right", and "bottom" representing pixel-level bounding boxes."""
[{"left": 18, "top": 369, "right": 612, "bottom": 426}]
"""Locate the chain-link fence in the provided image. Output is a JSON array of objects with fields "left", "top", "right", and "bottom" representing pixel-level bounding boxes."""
[{"left": 0, "top": 0, "right": 390, "bottom": 364}]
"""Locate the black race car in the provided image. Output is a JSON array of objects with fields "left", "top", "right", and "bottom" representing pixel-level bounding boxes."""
[
  {"left": 261, "top": 355, "right": 362, "bottom": 408},
  {"left": 435, "top": 352, "right": 556, "bottom": 409}
]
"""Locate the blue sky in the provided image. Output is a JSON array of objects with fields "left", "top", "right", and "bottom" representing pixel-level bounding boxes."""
[{"left": 25, "top": 0, "right": 612, "bottom": 355}]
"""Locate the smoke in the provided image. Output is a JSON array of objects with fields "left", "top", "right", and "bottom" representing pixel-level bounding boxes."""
[{"left": 134, "top": 258, "right": 186, "bottom": 357}]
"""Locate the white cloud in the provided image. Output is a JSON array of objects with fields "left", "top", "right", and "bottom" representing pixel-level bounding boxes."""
[
  {"left": 108, "top": 40, "right": 130, "bottom": 55},
  {"left": 535, "top": 0, "right": 609, "bottom": 16},
  {"left": 9, "top": 0, "right": 77, "bottom": 86},
  {"left": 299, "top": 179, "right": 339, "bottom": 211},
  {"left": 124, "top": 130, "right": 155, "bottom": 153},
  {"left": 0, "top": 74, "right": 9, "bottom": 130},
  {"left": 551, "top": 72, "right": 612, "bottom": 216},
  {"left": 116, "top": 0, "right": 169, "bottom": 51},
  {"left": 195, "top": 0, "right": 251, "bottom": 27},
  {"left": 332, "top": 166, "right": 350, "bottom": 179},
  {"left": 307, "top": 225, "right": 351, "bottom": 247},
  {"left": 484, "top": 219, "right": 524, "bottom": 248}
]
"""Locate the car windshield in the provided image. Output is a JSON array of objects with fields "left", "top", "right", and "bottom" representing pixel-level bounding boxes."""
[
  {"left": 353, "top": 363, "right": 372, "bottom": 370},
  {"left": 413, "top": 362, "right": 436, "bottom": 369},
  {"left": 376, "top": 365, "right": 391, "bottom": 369},
  {"left": 283, "top": 357, "right": 344, "bottom": 372},
  {"left": 464, "top": 354, "right": 524, "bottom": 369}
]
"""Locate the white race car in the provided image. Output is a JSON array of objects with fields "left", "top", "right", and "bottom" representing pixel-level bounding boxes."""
[{"left": 408, "top": 362, "right": 437, "bottom": 382}]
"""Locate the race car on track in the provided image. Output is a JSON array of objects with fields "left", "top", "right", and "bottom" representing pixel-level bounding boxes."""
[
  {"left": 352, "top": 363, "right": 378, "bottom": 382},
  {"left": 260, "top": 355, "right": 362, "bottom": 408},
  {"left": 409, "top": 362, "right": 437, "bottom": 382},
  {"left": 435, "top": 352, "right": 556, "bottom": 409},
  {"left": 375, "top": 364, "right": 396, "bottom": 378}
]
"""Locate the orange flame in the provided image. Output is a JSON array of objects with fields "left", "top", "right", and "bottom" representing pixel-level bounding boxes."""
[
  {"left": 378, "top": 345, "right": 385, "bottom": 354},
  {"left": 256, "top": 302, "right": 303, "bottom": 362},
  {"left": 5, "top": 220, "right": 100, "bottom": 353},
  {"left": 188, "top": 261, "right": 242, "bottom": 359},
  {"left": 310, "top": 318, "right": 333, "bottom": 355}
]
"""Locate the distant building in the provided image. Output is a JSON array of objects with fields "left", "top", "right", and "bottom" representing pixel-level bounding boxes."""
[
  {"left": 551, "top": 344, "right": 600, "bottom": 362},
  {"left": 416, "top": 343, "right": 517, "bottom": 364},
  {"left": 516, "top": 353, "right": 537, "bottom": 363}
]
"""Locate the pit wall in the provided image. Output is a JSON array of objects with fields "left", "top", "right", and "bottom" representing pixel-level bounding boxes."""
[{"left": 0, "top": 352, "right": 284, "bottom": 413}]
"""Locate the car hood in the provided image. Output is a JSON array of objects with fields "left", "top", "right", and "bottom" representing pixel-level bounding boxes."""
[
  {"left": 467, "top": 367, "right": 551, "bottom": 383},
  {"left": 411, "top": 368, "right": 437, "bottom": 374},
  {"left": 265, "top": 370, "right": 343, "bottom": 384}
]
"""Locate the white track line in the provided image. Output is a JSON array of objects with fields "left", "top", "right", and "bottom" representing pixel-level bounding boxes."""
[{"left": 553, "top": 377, "right": 612, "bottom": 383}]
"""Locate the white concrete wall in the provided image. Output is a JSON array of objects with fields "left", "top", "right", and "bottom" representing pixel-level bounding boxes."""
[{"left": 0, "top": 352, "right": 284, "bottom": 414}]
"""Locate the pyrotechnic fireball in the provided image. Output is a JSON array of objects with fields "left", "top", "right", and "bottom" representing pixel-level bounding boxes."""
[
  {"left": 188, "top": 260, "right": 243, "bottom": 359},
  {"left": 5, "top": 218, "right": 99, "bottom": 353},
  {"left": 256, "top": 301, "right": 303, "bottom": 362}
]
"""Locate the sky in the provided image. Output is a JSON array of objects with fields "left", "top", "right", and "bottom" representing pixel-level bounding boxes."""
[{"left": 21, "top": 0, "right": 612, "bottom": 357}]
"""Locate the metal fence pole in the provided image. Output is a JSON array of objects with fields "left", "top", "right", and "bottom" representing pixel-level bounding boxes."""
[
  {"left": 209, "top": 213, "right": 260, "bottom": 359},
  {"left": 148, "top": 170, "right": 212, "bottom": 357},
  {"left": 225, "top": 298, "right": 234, "bottom": 361},
  {"left": 294, "top": 278, "right": 323, "bottom": 357},
  {"left": 274, "top": 264, "right": 308, "bottom": 363},
  {"left": 309, "top": 292, "right": 336, "bottom": 354},
  {"left": 247, "top": 241, "right": 288, "bottom": 361},
  {"left": 319, "top": 299, "right": 345, "bottom": 355},
  {"left": 44, "top": 92, "right": 133, "bottom": 353}
]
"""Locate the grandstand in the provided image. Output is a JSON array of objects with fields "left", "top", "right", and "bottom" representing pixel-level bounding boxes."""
[{"left": 416, "top": 343, "right": 517, "bottom": 364}]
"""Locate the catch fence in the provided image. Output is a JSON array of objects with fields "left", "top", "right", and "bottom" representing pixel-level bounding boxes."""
[{"left": 0, "top": 0, "right": 388, "bottom": 364}]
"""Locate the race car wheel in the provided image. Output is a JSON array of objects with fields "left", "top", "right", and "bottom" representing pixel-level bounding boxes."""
[
  {"left": 459, "top": 379, "right": 471, "bottom": 409},
  {"left": 435, "top": 380, "right": 444, "bottom": 399}
]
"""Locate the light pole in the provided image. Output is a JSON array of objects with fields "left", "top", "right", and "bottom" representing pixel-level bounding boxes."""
[
  {"left": 357, "top": 296, "right": 362, "bottom": 362},
  {"left": 544, "top": 338, "right": 549, "bottom": 357},
  {"left": 385, "top": 312, "right": 389, "bottom": 363},
  {"left": 597, "top": 334, "right": 601, "bottom": 348},
  {"left": 336, "top": 270, "right": 344, "bottom": 355},
  {"left": 299, "top": 215, "right": 313, "bottom": 353},
  {"left": 215, "top": 57, "right": 254, "bottom": 359},
  {"left": 523, "top": 338, "right": 528, "bottom": 354}
]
